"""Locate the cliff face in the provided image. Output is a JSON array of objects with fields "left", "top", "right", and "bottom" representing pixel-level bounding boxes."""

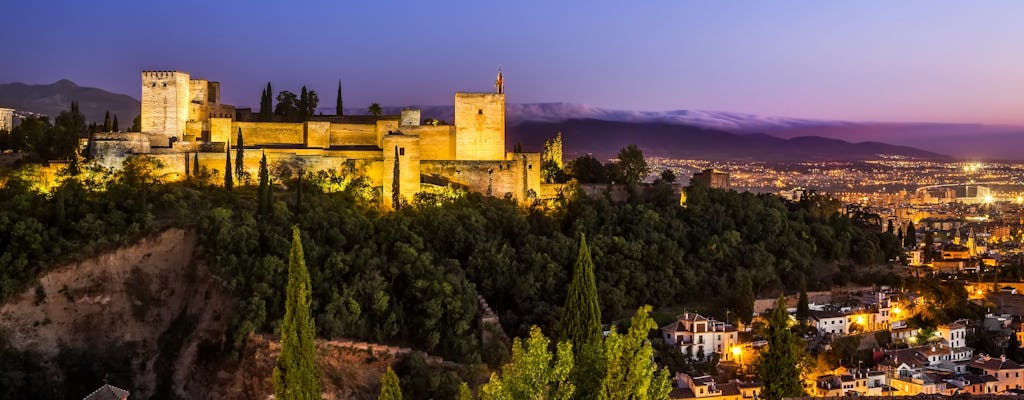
[{"left": 0, "top": 228, "right": 230, "bottom": 399}]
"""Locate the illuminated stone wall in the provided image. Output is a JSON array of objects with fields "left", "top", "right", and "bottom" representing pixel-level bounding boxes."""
[
  {"left": 141, "top": 71, "right": 190, "bottom": 138},
  {"left": 382, "top": 134, "right": 421, "bottom": 208},
  {"left": 405, "top": 125, "right": 455, "bottom": 160},
  {"left": 0, "top": 108, "right": 13, "bottom": 132},
  {"left": 454, "top": 93, "right": 505, "bottom": 160}
]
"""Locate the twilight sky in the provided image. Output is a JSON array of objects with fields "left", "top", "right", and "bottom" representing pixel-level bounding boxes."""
[{"left": 1, "top": 0, "right": 1022, "bottom": 125}]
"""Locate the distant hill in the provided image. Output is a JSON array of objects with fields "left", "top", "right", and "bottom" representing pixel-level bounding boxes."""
[
  {"left": 0, "top": 79, "right": 140, "bottom": 124},
  {"left": 508, "top": 118, "right": 947, "bottom": 161}
]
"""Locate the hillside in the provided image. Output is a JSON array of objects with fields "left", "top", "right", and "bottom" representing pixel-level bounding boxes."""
[
  {"left": 507, "top": 118, "right": 946, "bottom": 161},
  {"left": 0, "top": 79, "right": 140, "bottom": 124}
]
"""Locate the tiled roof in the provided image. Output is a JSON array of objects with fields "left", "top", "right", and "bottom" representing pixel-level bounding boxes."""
[
  {"left": 970, "top": 355, "right": 1023, "bottom": 370},
  {"left": 82, "top": 384, "right": 129, "bottom": 400}
]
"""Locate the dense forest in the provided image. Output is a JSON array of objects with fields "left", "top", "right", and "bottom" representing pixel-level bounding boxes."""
[{"left": 0, "top": 154, "right": 903, "bottom": 368}]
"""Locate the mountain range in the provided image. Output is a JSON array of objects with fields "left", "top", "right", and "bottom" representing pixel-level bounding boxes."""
[{"left": 3, "top": 79, "right": 1022, "bottom": 160}]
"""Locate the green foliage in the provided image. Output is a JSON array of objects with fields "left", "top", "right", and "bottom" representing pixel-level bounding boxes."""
[
  {"left": 258, "top": 152, "right": 271, "bottom": 215},
  {"left": 757, "top": 297, "right": 803, "bottom": 400},
  {"left": 612, "top": 144, "right": 650, "bottom": 185},
  {"left": 276, "top": 91, "right": 300, "bottom": 122},
  {"left": 336, "top": 82, "right": 344, "bottom": 116},
  {"left": 273, "top": 226, "right": 321, "bottom": 400},
  {"left": 224, "top": 144, "right": 233, "bottom": 190},
  {"left": 733, "top": 271, "right": 755, "bottom": 324},
  {"left": 378, "top": 367, "right": 403, "bottom": 400},
  {"left": 480, "top": 326, "right": 575, "bottom": 400},
  {"left": 559, "top": 233, "right": 601, "bottom": 346},
  {"left": 103, "top": 111, "right": 111, "bottom": 132},
  {"left": 235, "top": 128, "right": 245, "bottom": 183},
  {"left": 459, "top": 382, "right": 475, "bottom": 400},
  {"left": 565, "top": 155, "right": 607, "bottom": 184},
  {"left": 904, "top": 221, "right": 916, "bottom": 247},
  {"left": 261, "top": 82, "right": 274, "bottom": 121},
  {"left": 130, "top": 115, "right": 142, "bottom": 132},
  {"left": 796, "top": 279, "right": 809, "bottom": 324},
  {"left": 112, "top": 114, "right": 119, "bottom": 132},
  {"left": 598, "top": 305, "right": 671, "bottom": 400},
  {"left": 1, "top": 102, "right": 83, "bottom": 160},
  {"left": 369, "top": 103, "right": 383, "bottom": 117}
]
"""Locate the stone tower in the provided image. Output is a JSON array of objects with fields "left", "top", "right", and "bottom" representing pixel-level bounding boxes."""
[
  {"left": 454, "top": 92, "right": 505, "bottom": 160},
  {"left": 141, "top": 71, "right": 190, "bottom": 138}
]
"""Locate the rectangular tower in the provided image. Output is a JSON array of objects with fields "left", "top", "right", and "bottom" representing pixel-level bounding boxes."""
[
  {"left": 454, "top": 93, "right": 505, "bottom": 160},
  {"left": 141, "top": 71, "right": 190, "bottom": 138}
]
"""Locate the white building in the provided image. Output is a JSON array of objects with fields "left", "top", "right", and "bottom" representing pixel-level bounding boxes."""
[
  {"left": 661, "top": 312, "right": 740, "bottom": 361},
  {"left": 810, "top": 310, "right": 848, "bottom": 335}
]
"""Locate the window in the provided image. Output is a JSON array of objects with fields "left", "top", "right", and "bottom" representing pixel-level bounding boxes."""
[
  {"left": 478, "top": 109, "right": 483, "bottom": 115},
  {"left": 399, "top": 148, "right": 405, "bottom": 156}
]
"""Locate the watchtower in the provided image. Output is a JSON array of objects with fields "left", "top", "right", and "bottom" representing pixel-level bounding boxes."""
[{"left": 141, "top": 71, "right": 190, "bottom": 138}]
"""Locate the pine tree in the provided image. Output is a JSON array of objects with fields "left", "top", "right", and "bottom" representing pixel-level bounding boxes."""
[
  {"left": 479, "top": 326, "right": 575, "bottom": 400},
  {"left": 258, "top": 151, "right": 270, "bottom": 215},
  {"left": 904, "top": 222, "right": 917, "bottom": 248},
  {"left": 224, "top": 139, "right": 233, "bottom": 190},
  {"left": 758, "top": 297, "right": 804, "bottom": 400},
  {"left": 273, "top": 226, "right": 321, "bottom": 400},
  {"left": 112, "top": 115, "right": 119, "bottom": 132},
  {"left": 235, "top": 128, "right": 244, "bottom": 182},
  {"left": 378, "top": 367, "right": 402, "bottom": 400},
  {"left": 559, "top": 232, "right": 601, "bottom": 346},
  {"left": 336, "top": 81, "right": 344, "bottom": 116},
  {"left": 103, "top": 111, "right": 111, "bottom": 132}
]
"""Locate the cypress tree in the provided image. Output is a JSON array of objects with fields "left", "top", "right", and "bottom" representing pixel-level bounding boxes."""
[
  {"left": 377, "top": 367, "right": 402, "bottom": 400},
  {"left": 299, "top": 86, "right": 309, "bottom": 122},
  {"left": 391, "top": 146, "right": 401, "bottom": 210},
  {"left": 758, "top": 297, "right": 804, "bottom": 400},
  {"left": 261, "top": 82, "right": 274, "bottom": 121},
  {"left": 258, "top": 151, "right": 270, "bottom": 215},
  {"left": 112, "top": 115, "right": 119, "bottom": 132},
  {"left": 897, "top": 227, "right": 904, "bottom": 245},
  {"left": 295, "top": 169, "right": 303, "bottom": 215},
  {"left": 796, "top": 280, "right": 810, "bottom": 325},
  {"left": 734, "top": 272, "right": 755, "bottom": 324},
  {"left": 336, "top": 81, "right": 343, "bottom": 116},
  {"left": 904, "top": 222, "right": 917, "bottom": 247},
  {"left": 273, "top": 226, "right": 321, "bottom": 400},
  {"left": 193, "top": 150, "right": 200, "bottom": 176},
  {"left": 1007, "top": 330, "right": 1023, "bottom": 363},
  {"left": 886, "top": 220, "right": 895, "bottom": 235},
  {"left": 235, "top": 128, "right": 244, "bottom": 182},
  {"left": 559, "top": 232, "right": 601, "bottom": 345},
  {"left": 185, "top": 152, "right": 190, "bottom": 176},
  {"left": 224, "top": 140, "right": 233, "bottom": 190},
  {"left": 103, "top": 111, "right": 111, "bottom": 132}
]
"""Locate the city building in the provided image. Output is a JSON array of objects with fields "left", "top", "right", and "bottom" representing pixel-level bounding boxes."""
[
  {"left": 0, "top": 107, "right": 13, "bottom": 132},
  {"left": 810, "top": 310, "right": 848, "bottom": 335},
  {"left": 670, "top": 373, "right": 761, "bottom": 400},
  {"left": 660, "top": 312, "right": 740, "bottom": 361}
]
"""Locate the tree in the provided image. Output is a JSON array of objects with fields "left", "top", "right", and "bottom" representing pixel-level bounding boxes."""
[
  {"left": 659, "top": 170, "right": 676, "bottom": 183},
  {"left": 733, "top": 272, "right": 754, "bottom": 324},
  {"left": 479, "top": 326, "right": 575, "bottom": 400},
  {"left": 273, "top": 226, "right": 321, "bottom": 400},
  {"left": 368, "top": 103, "right": 383, "bottom": 118},
  {"left": 258, "top": 151, "right": 271, "bottom": 215},
  {"left": 566, "top": 155, "right": 608, "bottom": 184},
  {"left": 904, "top": 222, "right": 917, "bottom": 248},
  {"left": 1006, "top": 331, "right": 1023, "bottom": 363},
  {"left": 112, "top": 115, "right": 119, "bottom": 132},
  {"left": 559, "top": 232, "right": 602, "bottom": 399},
  {"left": 897, "top": 227, "right": 904, "bottom": 245},
  {"left": 757, "top": 297, "right": 803, "bottom": 400},
  {"left": 598, "top": 306, "right": 672, "bottom": 400},
  {"left": 342, "top": 80, "right": 350, "bottom": 116},
  {"left": 305, "top": 88, "right": 319, "bottom": 120},
  {"left": 615, "top": 144, "right": 650, "bottom": 186},
  {"left": 459, "top": 383, "right": 474, "bottom": 400},
  {"left": 923, "top": 231, "right": 934, "bottom": 262},
  {"left": 261, "top": 82, "right": 274, "bottom": 121},
  {"left": 391, "top": 146, "right": 401, "bottom": 210},
  {"left": 224, "top": 140, "right": 233, "bottom": 190},
  {"left": 193, "top": 150, "right": 200, "bottom": 177},
  {"left": 185, "top": 152, "right": 190, "bottom": 176},
  {"left": 559, "top": 232, "right": 602, "bottom": 346},
  {"left": 103, "top": 111, "right": 111, "bottom": 132},
  {"left": 131, "top": 115, "right": 141, "bottom": 132},
  {"left": 276, "top": 91, "right": 299, "bottom": 122},
  {"left": 378, "top": 367, "right": 402, "bottom": 400},
  {"left": 235, "top": 128, "right": 245, "bottom": 182},
  {"left": 886, "top": 220, "right": 894, "bottom": 235},
  {"left": 796, "top": 280, "right": 810, "bottom": 325}
]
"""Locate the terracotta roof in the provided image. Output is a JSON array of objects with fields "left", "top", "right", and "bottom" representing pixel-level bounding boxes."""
[
  {"left": 810, "top": 310, "right": 845, "bottom": 320},
  {"left": 669, "top": 387, "right": 695, "bottom": 399},
  {"left": 82, "top": 384, "right": 129, "bottom": 400},
  {"left": 970, "top": 355, "right": 1023, "bottom": 370}
]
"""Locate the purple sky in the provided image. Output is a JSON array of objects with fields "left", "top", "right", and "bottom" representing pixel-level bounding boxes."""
[{"left": 1, "top": 0, "right": 1022, "bottom": 125}]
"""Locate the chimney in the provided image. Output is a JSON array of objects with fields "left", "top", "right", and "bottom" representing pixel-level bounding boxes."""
[{"left": 1002, "top": 354, "right": 1007, "bottom": 363}]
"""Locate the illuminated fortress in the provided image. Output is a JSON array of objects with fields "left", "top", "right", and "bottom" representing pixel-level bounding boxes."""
[{"left": 92, "top": 70, "right": 547, "bottom": 207}]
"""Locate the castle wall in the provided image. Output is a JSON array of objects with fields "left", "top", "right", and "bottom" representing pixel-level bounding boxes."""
[
  {"left": 405, "top": 125, "right": 455, "bottom": 160},
  {"left": 382, "top": 134, "right": 421, "bottom": 208},
  {"left": 329, "top": 123, "right": 377, "bottom": 147},
  {"left": 375, "top": 120, "right": 399, "bottom": 147},
  {"left": 420, "top": 159, "right": 525, "bottom": 202},
  {"left": 0, "top": 108, "right": 13, "bottom": 132},
  {"left": 305, "top": 121, "right": 330, "bottom": 149},
  {"left": 141, "top": 71, "right": 190, "bottom": 138},
  {"left": 232, "top": 122, "right": 305, "bottom": 146},
  {"left": 454, "top": 93, "right": 505, "bottom": 160}
]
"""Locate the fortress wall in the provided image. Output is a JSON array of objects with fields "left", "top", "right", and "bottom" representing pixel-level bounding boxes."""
[
  {"left": 421, "top": 159, "right": 525, "bottom": 201},
  {"left": 454, "top": 93, "right": 505, "bottom": 160},
  {"left": 233, "top": 122, "right": 305, "bottom": 146},
  {"left": 507, "top": 152, "right": 542, "bottom": 198},
  {"left": 185, "top": 120, "right": 205, "bottom": 138},
  {"left": 375, "top": 120, "right": 399, "bottom": 147},
  {"left": 305, "top": 121, "right": 330, "bottom": 149},
  {"left": 329, "top": 123, "right": 377, "bottom": 147},
  {"left": 144, "top": 150, "right": 383, "bottom": 188},
  {"left": 141, "top": 71, "right": 190, "bottom": 137},
  {"left": 406, "top": 125, "right": 454, "bottom": 160},
  {"left": 209, "top": 118, "right": 232, "bottom": 144}
]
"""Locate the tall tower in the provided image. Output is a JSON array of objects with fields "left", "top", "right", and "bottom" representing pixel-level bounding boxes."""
[
  {"left": 141, "top": 71, "right": 190, "bottom": 138},
  {"left": 0, "top": 108, "right": 13, "bottom": 132},
  {"left": 454, "top": 71, "right": 506, "bottom": 160},
  {"left": 495, "top": 67, "right": 504, "bottom": 94}
]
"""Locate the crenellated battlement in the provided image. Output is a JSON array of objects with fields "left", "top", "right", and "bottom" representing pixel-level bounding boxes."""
[{"left": 142, "top": 70, "right": 188, "bottom": 79}]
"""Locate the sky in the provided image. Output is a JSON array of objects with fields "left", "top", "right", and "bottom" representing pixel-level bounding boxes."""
[{"left": 1, "top": 0, "right": 1022, "bottom": 125}]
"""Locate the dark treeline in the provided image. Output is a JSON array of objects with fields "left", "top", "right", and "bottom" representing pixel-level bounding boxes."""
[
  {"left": 0, "top": 103, "right": 85, "bottom": 162},
  {"left": 0, "top": 156, "right": 903, "bottom": 370}
]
